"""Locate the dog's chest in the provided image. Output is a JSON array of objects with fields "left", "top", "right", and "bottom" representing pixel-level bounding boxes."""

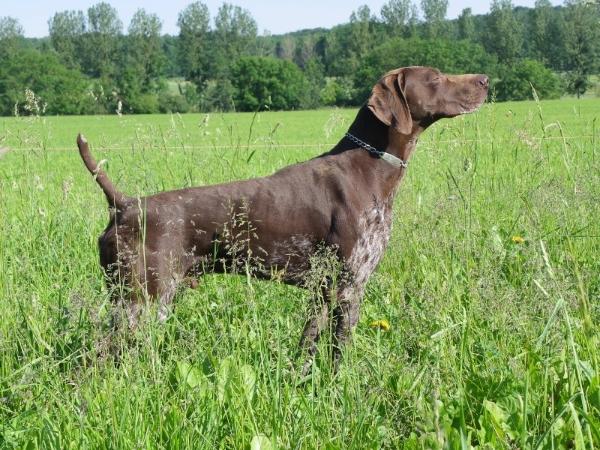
[{"left": 346, "top": 199, "right": 393, "bottom": 286}]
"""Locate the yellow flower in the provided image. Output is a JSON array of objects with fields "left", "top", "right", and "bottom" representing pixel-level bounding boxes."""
[
  {"left": 511, "top": 236, "right": 525, "bottom": 244},
  {"left": 370, "top": 320, "right": 391, "bottom": 331}
]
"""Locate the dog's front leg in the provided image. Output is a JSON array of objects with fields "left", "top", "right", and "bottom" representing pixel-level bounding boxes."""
[
  {"left": 331, "top": 283, "right": 365, "bottom": 372},
  {"left": 299, "top": 286, "right": 332, "bottom": 376}
]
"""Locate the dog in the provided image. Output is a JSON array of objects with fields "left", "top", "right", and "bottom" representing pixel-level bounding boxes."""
[{"left": 77, "top": 66, "right": 488, "bottom": 371}]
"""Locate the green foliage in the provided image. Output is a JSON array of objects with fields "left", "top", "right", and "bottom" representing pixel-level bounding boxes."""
[
  {"left": 200, "top": 78, "right": 236, "bottom": 111},
  {"left": 485, "top": 0, "right": 523, "bottom": 65},
  {"left": 230, "top": 57, "right": 307, "bottom": 111},
  {"left": 457, "top": 7, "right": 475, "bottom": 41},
  {"left": 155, "top": 80, "right": 201, "bottom": 114},
  {"left": 0, "top": 16, "right": 24, "bottom": 59},
  {"left": 495, "top": 59, "right": 562, "bottom": 101},
  {"left": 2, "top": 1, "right": 600, "bottom": 115},
  {"left": 563, "top": 0, "right": 600, "bottom": 97},
  {"left": 48, "top": 10, "right": 86, "bottom": 69},
  {"left": 0, "top": 49, "right": 92, "bottom": 115},
  {"left": 380, "top": 0, "right": 416, "bottom": 37},
  {"left": 320, "top": 77, "right": 355, "bottom": 107},
  {"left": 212, "top": 2, "right": 258, "bottom": 78},
  {"left": 300, "top": 58, "right": 326, "bottom": 109},
  {"left": 127, "top": 9, "right": 165, "bottom": 88},
  {"left": 84, "top": 2, "right": 122, "bottom": 79},
  {"left": 177, "top": 2, "right": 211, "bottom": 87},
  {"left": 421, "top": 0, "right": 449, "bottom": 38}
]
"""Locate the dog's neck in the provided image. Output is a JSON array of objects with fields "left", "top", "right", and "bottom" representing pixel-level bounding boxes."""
[{"left": 326, "top": 105, "right": 425, "bottom": 199}]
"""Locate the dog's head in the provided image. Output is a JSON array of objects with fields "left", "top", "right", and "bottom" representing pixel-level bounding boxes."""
[{"left": 368, "top": 66, "right": 489, "bottom": 135}]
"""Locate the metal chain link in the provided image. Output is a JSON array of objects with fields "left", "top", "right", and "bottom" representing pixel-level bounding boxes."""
[{"left": 344, "top": 132, "right": 408, "bottom": 169}]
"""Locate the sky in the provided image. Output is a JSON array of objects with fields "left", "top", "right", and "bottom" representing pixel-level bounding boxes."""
[{"left": 4, "top": 0, "right": 564, "bottom": 38}]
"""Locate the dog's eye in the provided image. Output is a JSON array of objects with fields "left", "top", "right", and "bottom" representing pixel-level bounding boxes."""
[{"left": 431, "top": 77, "right": 441, "bottom": 84}]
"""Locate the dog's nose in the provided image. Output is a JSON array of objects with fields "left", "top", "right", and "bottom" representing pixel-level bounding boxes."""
[{"left": 477, "top": 75, "right": 489, "bottom": 89}]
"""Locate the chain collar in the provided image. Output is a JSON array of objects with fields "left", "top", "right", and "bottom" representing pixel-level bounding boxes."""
[{"left": 344, "top": 133, "right": 408, "bottom": 169}]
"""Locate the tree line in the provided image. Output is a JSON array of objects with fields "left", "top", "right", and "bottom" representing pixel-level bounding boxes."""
[{"left": 0, "top": 0, "right": 598, "bottom": 116}]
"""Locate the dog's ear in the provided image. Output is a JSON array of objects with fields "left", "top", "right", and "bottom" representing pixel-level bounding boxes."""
[{"left": 368, "top": 69, "right": 412, "bottom": 135}]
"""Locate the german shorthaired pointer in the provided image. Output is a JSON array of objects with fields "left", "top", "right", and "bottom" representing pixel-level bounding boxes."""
[{"left": 77, "top": 66, "right": 488, "bottom": 371}]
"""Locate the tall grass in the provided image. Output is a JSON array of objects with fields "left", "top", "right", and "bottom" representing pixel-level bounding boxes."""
[{"left": 0, "top": 99, "right": 599, "bottom": 448}]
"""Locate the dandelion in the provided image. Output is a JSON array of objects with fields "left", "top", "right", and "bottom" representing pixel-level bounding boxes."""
[
  {"left": 512, "top": 235, "right": 525, "bottom": 244},
  {"left": 370, "top": 319, "right": 391, "bottom": 331}
]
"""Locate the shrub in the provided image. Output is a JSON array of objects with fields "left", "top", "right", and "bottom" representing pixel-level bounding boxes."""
[
  {"left": 0, "top": 48, "right": 91, "bottom": 115},
  {"left": 158, "top": 91, "right": 191, "bottom": 113},
  {"left": 230, "top": 56, "right": 307, "bottom": 111},
  {"left": 320, "top": 77, "right": 355, "bottom": 107},
  {"left": 127, "top": 93, "right": 160, "bottom": 114},
  {"left": 200, "top": 78, "right": 236, "bottom": 112},
  {"left": 494, "top": 59, "right": 562, "bottom": 101}
]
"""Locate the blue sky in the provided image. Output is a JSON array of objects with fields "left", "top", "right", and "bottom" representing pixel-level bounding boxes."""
[{"left": 4, "top": 0, "right": 564, "bottom": 37}]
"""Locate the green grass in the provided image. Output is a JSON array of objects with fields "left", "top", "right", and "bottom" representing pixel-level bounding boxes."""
[{"left": 0, "top": 99, "right": 599, "bottom": 449}]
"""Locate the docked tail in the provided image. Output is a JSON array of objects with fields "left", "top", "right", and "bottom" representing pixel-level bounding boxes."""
[{"left": 77, "top": 134, "right": 127, "bottom": 208}]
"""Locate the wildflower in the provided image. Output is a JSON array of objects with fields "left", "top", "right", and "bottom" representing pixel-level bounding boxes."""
[
  {"left": 512, "top": 235, "right": 525, "bottom": 244},
  {"left": 370, "top": 319, "right": 391, "bottom": 331}
]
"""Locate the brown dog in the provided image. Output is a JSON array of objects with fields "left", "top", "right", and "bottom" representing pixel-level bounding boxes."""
[{"left": 77, "top": 66, "right": 488, "bottom": 371}]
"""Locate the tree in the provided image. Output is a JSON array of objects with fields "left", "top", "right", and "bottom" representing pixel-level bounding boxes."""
[
  {"left": 348, "top": 6, "right": 375, "bottom": 64},
  {"left": 0, "top": 17, "right": 24, "bottom": 57},
  {"left": 85, "top": 2, "right": 123, "bottom": 78},
  {"left": 421, "top": 0, "right": 449, "bottom": 38},
  {"left": 301, "top": 58, "right": 326, "bottom": 109},
  {"left": 275, "top": 36, "right": 295, "bottom": 60},
  {"left": 211, "top": 3, "right": 258, "bottom": 78},
  {"left": 293, "top": 36, "right": 316, "bottom": 69},
  {"left": 48, "top": 10, "right": 86, "bottom": 69},
  {"left": 230, "top": 56, "right": 307, "bottom": 111},
  {"left": 563, "top": 0, "right": 600, "bottom": 97},
  {"left": 0, "top": 49, "right": 91, "bottom": 116},
  {"left": 177, "top": 1, "right": 210, "bottom": 87},
  {"left": 380, "top": 0, "right": 416, "bottom": 36},
  {"left": 485, "top": 0, "right": 523, "bottom": 65},
  {"left": 114, "top": 9, "right": 166, "bottom": 113},
  {"left": 457, "top": 8, "right": 475, "bottom": 41},
  {"left": 530, "top": 0, "right": 562, "bottom": 66},
  {"left": 326, "top": 5, "right": 379, "bottom": 75},
  {"left": 127, "top": 9, "right": 165, "bottom": 90}
]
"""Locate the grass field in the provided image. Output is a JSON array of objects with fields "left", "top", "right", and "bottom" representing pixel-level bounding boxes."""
[{"left": 0, "top": 99, "right": 599, "bottom": 449}]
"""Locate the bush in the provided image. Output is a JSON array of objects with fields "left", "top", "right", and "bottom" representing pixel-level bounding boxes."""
[
  {"left": 320, "top": 77, "right": 355, "bottom": 107},
  {"left": 158, "top": 91, "right": 191, "bottom": 113},
  {"left": 127, "top": 93, "right": 160, "bottom": 114},
  {"left": 494, "top": 59, "right": 562, "bottom": 101},
  {"left": 230, "top": 56, "right": 307, "bottom": 111},
  {"left": 0, "top": 48, "right": 91, "bottom": 115},
  {"left": 200, "top": 78, "right": 236, "bottom": 112}
]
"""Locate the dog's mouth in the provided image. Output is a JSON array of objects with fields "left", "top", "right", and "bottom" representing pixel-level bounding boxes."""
[
  {"left": 455, "top": 92, "right": 488, "bottom": 116},
  {"left": 458, "top": 102, "right": 483, "bottom": 115}
]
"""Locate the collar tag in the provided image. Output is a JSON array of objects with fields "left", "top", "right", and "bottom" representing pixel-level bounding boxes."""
[
  {"left": 380, "top": 152, "right": 408, "bottom": 168},
  {"left": 344, "top": 132, "right": 408, "bottom": 169}
]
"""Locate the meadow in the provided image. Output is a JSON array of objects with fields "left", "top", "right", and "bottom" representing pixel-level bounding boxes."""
[{"left": 0, "top": 98, "right": 599, "bottom": 449}]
